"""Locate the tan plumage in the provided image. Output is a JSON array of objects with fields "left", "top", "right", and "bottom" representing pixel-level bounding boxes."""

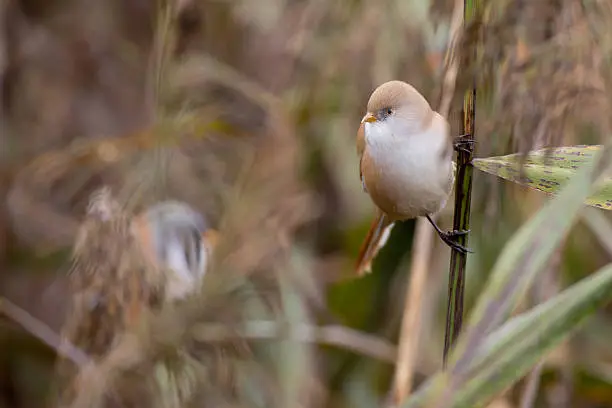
[
  {"left": 357, "top": 122, "right": 366, "bottom": 192},
  {"left": 365, "top": 81, "right": 434, "bottom": 133},
  {"left": 355, "top": 81, "right": 460, "bottom": 276}
]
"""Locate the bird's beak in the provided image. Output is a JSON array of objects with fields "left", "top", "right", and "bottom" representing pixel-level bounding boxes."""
[{"left": 361, "top": 113, "right": 377, "bottom": 124}]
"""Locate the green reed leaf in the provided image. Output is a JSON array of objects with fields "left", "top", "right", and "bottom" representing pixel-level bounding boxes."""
[
  {"left": 403, "top": 145, "right": 608, "bottom": 408},
  {"left": 403, "top": 260, "right": 612, "bottom": 408},
  {"left": 473, "top": 145, "right": 612, "bottom": 210}
]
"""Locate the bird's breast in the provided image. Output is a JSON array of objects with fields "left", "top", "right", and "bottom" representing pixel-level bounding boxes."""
[{"left": 362, "top": 120, "right": 453, "bottom": 220}]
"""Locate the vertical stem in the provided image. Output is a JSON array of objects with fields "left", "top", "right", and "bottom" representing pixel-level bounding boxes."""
[
  {"left": 443, "top": 0, "right": 478, "bottom": 366},
  {"left": 390, "top": 219, "right": 434, "bottom": 404}
]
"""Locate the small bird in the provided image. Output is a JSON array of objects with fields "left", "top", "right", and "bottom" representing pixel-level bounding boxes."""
[
  {"left": 53, "top": 193, "right": 218, "bottom": 407},
  {"left": 132, "top": 201, "right": 218, "bottom": 301},
  {"left": 355, "top": 80, "right": 470, "bottom": 275}
]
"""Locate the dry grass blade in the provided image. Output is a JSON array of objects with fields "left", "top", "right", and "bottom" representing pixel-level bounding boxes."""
[
  {"left": 390, "top": 219, "right": 434, "bottom": 405},
  {"left": 51, "top": 188, "right": 166, "bottom": 408},
  {"left": 0, "top": 298, "right": 90, "bottom": 367},
  {"left": 4, "top": 113, "right": 237, "bottom": 252},
  {"left": 439, "top": 0, "right": 467, "bottom": 119},
  {"left": 192, "top": 321, "right": 397, "bottom": 362},
  {"left": 390, "top": 0, "right": 466, "bottom": 403},
  {"left": 519, "top": 361, "right": 544, "bottom": 408}
]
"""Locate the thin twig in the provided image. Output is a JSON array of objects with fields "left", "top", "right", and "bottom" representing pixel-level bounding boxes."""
[
  {"left": 191, "top": 321, "right": 397, "bottom": 363},
  {"left": 68, "top": 333, "right": 145, "bottom": 408},
  {"left": 0, "top": 297, "right": 90, "bottom": 366},
  {"left": 389, "top": 0, "right": 466, "bottom": 403}
]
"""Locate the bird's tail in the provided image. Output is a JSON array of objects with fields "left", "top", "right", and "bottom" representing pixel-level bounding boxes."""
[{"left": 355, "top": 212, "right": 394, "bottom": 276}]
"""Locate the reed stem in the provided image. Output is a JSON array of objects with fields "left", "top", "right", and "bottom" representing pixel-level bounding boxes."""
[{"left": 442, "top": 0, "right": 479, "bottom": 366}]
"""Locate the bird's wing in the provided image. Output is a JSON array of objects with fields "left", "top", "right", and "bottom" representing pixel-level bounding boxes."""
[
  {"left": 357, "top": 122, "right": 368, "bottom": 193},
  {"left": 357, "top": 121, "right": 366, "bottom": 158}
]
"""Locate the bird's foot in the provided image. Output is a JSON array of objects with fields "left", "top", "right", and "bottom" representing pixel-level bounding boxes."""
[
  {"left": 425, "top": 215, "right": 473, "bottom": 254},
  {"left": 454, "top": 135, "right": 476, "bottom": 155},
  {"left": 438, "top": 229, "right": 473, "bottom": 254}
]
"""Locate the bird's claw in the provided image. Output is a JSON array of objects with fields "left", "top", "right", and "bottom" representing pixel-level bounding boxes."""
[
  {"left": 454, "top": 135, "right": 476, "bottom": 155},
  {"left": 425, "top": 215, "right": 473, "bottom": 254},
  {"left": 445, "top": 229, "right": 470, "bottom": 237},
  {"left": 439, "top": 229, "right": 473, "bottom": 254}
]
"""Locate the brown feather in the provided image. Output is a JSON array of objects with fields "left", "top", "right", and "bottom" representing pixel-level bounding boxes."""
[
  {"left": 355, "top": 211, "right": 394, "bottom": 276},
  {"left": 366, "top": 81, "right": 433, "bottom": 130},
  {"left": 357, "top": 122, "right": 367, "bottom": 191},
  {"left": 356, "top": 121, "right": 366, "bottom": 158}
]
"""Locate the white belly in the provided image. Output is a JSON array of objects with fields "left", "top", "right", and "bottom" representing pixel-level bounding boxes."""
[{"left": 363, "top": 114, "right": 453, "bottom": 219}]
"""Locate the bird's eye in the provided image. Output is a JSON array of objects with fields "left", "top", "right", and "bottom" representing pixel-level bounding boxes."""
[{"left": 386, "top": 108, "right": 393, "bottom": 115}]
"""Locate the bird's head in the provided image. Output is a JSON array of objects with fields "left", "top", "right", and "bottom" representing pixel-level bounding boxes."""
[{"left": 361, "top": 80, "right": 433, "bottom": 140}]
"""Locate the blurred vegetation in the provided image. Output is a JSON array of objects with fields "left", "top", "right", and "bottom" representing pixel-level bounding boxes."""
[{"left": 1, "top": 0, "right": 612, "bottom": 407}]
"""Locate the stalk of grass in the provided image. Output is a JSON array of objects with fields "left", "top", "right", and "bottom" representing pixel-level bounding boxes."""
[
  {"left": 390, "top": 219, "right": 434, "bottom": 404},
  {"left": 443, "top": 0, "right": 480, "bottom": 365},
  {"left": 390, "top": 0, "right": 467, "bottom": 402}
]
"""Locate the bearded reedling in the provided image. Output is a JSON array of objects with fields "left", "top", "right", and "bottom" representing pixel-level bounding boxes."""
[
  {"left": 53, "top": 189, "right": 217, "bottom": 407},
  {"left": 355, "top": 80, "right": 471, "bottom": 275},
  {"left": 132, "top": 200, "right": 218, "bottom": 302}
]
